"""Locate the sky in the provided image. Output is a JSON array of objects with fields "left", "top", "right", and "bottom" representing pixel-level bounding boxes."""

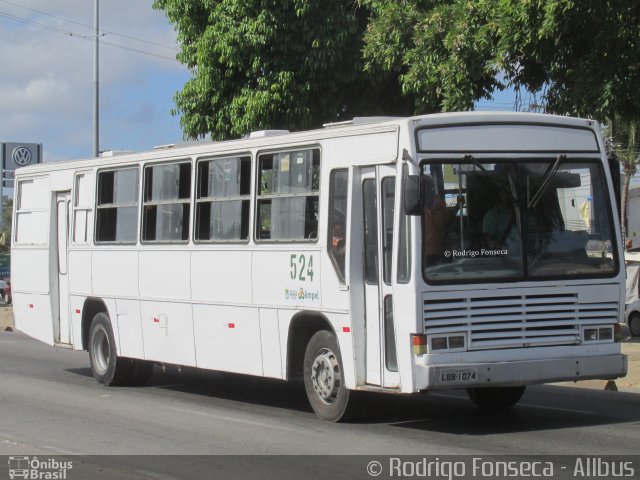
[
  {"left": 0, "top": 0, "right": 190, "bottom": 163},
  {"left": 0, "top": 1, "right": 616, "bottom": 176}
]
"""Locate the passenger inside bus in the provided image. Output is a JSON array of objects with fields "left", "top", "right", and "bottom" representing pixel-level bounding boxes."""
[
  {"left": 482, "top": 186, "right": 516, "bottom": 250},
  {"left": 424, "top": 196, "right": 459, "bottom": 264}
]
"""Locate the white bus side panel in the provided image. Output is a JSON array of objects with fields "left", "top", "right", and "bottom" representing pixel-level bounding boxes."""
[
  {"left": 93, "top": 250, "right": 139, "bottom": 298},
  {"left": 258, "top": 308, "right": 283, "bottom": 378},
  {"left": 13, "top": 293, "right": 54, "bottom": 346},
  {"left": 115, "top": 298, "right": 145, "bottom": 358},
  {"left": 68, "top": 296, "right": 85, "bottom": 350},
  {"left": 252, "top": 250, "right": 321, "bottom": 308},
  {"left": 191, "top": 250, "right": 252, "bottom": 304},
  {"left": 193, "top": 304, "right": 263, "bottom": 376},
  {"left": 68, "top": 251, "right": 92, "bottom": 295},
  {"left": 139, "top": 250, "right": 190, "bottom": 300},
  {"left": 12, "top": 249, "right": 53, "bottom": 344},
  {"left": 322, "top": 130, "right": 398, "bottom": 168},
  {"left": 140, "top": 300, "right": 195, "bottom": 366}
]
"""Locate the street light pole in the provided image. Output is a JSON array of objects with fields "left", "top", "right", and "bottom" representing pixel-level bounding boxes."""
[{"left": 93, "top": 0, "right": 99, "bottom": 158}]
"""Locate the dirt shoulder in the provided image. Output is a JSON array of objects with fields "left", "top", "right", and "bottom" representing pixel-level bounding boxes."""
[{"left": 0, "top": 305, "right": 13, "bottom": 331}]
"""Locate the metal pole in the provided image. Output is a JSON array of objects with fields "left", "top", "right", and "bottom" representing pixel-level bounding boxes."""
[{"left": 93, "top": 0, "right": 99, "bottom": 158}]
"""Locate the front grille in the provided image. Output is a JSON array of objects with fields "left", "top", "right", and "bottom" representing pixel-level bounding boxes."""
[{"left": 423, "top": 292, "right": 619, "bottom": 350}]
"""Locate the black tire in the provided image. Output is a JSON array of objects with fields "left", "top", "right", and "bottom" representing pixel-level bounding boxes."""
[
  {"left": 88, "top": 312, "right": 133, "bottom": 386},
  {"left": 303, "top": 330, "right": 354, "bottom": 422},
  {"left": 467, "top": 386, "right": 525, "bottom": 411},
  {"left": 628, "top": 312, "right": 640, "bottom": 337}
]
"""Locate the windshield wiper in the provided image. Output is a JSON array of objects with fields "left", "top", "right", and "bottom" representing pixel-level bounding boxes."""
[{"left": 527, "top": 154, "right": 566, "bottom": 209}]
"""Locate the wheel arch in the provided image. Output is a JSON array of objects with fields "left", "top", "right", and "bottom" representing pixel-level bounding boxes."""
[
  {"left": 81, "top": 297, "right": 109, "bottom": 351},
  {"left": 286, "top": 311, "right": 336, "bottom": 380}
]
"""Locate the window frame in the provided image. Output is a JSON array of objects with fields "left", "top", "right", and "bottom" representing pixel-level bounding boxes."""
[
  {"left": 94, "top": 166, "right": 140, "bottom": 245},
  {"left": 254, "top": 146, "right": 321, "bottom": 243},
  {"left": 14, "top": 176, "right": 50, "bottom": 246},
  {"left": 327, "top": 168, "right": 348, "bottom": 283},
  {"left": 72, "top": 171, "right": 94, "bottom": 245},
  {"left": 419, "top": 156, "right": 620, "bottom": 285},
  {"left": 141, "top": 159, "right": 193, "bottom": 245},
  {"left": 194, "top": 153, "right": 252, "bottom": 244}
]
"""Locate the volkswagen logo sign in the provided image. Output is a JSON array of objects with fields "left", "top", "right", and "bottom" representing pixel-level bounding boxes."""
[{"left": 12, "top": 146, "right": 32, "bottom": 166}]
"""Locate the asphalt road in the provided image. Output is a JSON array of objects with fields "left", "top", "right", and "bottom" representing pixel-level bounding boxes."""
[{"left": 1, "top": 330, "right": 639, "bottom": 478}]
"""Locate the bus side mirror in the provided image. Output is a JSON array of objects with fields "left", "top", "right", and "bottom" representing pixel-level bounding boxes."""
[{"left": 404, "top": 175, "right": 435, "bottom": 215}]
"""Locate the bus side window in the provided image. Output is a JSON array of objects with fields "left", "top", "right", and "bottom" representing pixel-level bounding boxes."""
[
  {"left": 195, "top": 156, "right": 251, "bottom": 242},
  {"left": 95, "top": 167, "right": 139, "bottom": 244},
  {"left": 142, "top": 162, "right": 191, "bottom": 243},
  {"left": 328, "top": 169, "right": 348, "bottom": 282},
  {"left": 73, "top": 173, "right": 93, "bottom": 244},
  {"left": 256, "top": 148, "right": 320, "bottom": 241},
  {"left": 397, "top": 165, "right": 411, "bottom": 284}
]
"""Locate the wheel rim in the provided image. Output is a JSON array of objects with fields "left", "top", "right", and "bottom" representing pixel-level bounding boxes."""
[
  {"left": 310, "top": 348, "right": 341, "bottom": 405},
  {"left": 91, "top": 326, "right": 110, "bottom": 374}
]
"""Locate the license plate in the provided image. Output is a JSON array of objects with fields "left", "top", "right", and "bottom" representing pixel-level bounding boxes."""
[{"left": 439, "top": 368, "right": 478, "bottom": 383}]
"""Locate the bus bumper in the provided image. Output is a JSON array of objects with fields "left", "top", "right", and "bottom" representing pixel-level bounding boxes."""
[{"left": 416, "top": 354, "right": 627, "bottom": 391}]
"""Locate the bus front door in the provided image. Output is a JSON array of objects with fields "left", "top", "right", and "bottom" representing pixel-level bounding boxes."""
[
  {"left": 360, "top": 166, "right": 399, "bottom": 388},
  {"left": 54, "top": 191, "right": 71, "bottom": 345}
]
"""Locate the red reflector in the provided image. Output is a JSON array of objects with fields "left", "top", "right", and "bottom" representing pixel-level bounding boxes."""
[
  {"left": 75, "top": 309, "right": 81, "bottom": 314},
  {"left": 228, "top": 323, "right": 235, "bottom": 328},
  {"left": 412, "top": 334, "right": 427, "bottom": 346},
  {"left": 153, "top": 317, "right": 159, "bottom": 323},
  {"left": 29, "top": 304, "right": 34, "bottom": 309},
  {"left": 342, "top": 326, "right": 351, "bottom": 333}
]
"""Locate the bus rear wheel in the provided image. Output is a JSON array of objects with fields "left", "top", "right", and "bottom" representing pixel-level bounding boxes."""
[
  {"left": 303, "top": 330, "right": 353, "bottom": 422},
  {"left": 467, "top": 386, "right": 525, "bottom": 411},
  {"left": 88, "top": 312, "right": 134, "bottom": 386}
]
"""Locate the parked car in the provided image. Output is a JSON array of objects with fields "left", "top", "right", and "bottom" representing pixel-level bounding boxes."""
[{"left": 626, "top": 300, "right": 640, "bottom": 337}]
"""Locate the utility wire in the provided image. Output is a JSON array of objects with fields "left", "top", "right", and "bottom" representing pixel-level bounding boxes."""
[
  {"left": 0, "top": 0, "right": 178, "bottom": 52},
  {"left": 0, "top": 10, "right": 178, "bottom": 62}
]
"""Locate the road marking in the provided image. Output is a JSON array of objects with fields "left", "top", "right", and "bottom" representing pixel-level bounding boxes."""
[
  {"left": 431, "top": 393, "right": 595, "bottom": 414},
  {"left": 167, "top": 406, "right": 313, "bottom": 434},
  {"left": 42, "top": 445, "right": 81, "bottom": 455},
  {"left": 518, "top": 403, "right": 595, "bottom": 415},
  {"left": 430, "top": 393, "right": 466, "bottom": 400}
]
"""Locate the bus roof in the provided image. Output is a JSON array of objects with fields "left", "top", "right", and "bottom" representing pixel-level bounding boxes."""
[{"left": 14, "top": 111, "right": 600, "bottom": 176}]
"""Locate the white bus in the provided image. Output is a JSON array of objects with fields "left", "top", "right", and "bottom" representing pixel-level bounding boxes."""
[{"left": 12, "top": 112, "right": 627, "bottom": 421}]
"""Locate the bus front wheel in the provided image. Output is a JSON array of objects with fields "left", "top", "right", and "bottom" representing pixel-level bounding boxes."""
[
  {"left": 303, "top": 330, "right": 353, "bottom": 422},
  {"left": 88, "top": 312, "right": 134, "bottom": 386},
  {"left": 467, "top": 386, "right": 526, "bottom": 411}
]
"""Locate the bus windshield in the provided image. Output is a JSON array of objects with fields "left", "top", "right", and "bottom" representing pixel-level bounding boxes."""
[{"left": 421, "top": 158, "right": 618, "bottom": 283}]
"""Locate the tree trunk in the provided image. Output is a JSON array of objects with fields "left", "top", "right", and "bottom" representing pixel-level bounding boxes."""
[{"left": 621, "top": 172, "right": 631, "bottom": 241}]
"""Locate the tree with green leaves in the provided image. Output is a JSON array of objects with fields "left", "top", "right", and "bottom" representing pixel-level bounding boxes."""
[
  {"left": 612, "top": 118, "right": 639, "bottom": 239},
  {"left": 363, "top": 0, "right": 640, "bottom": 236},
  {"left": 492, "top": 0, "right": 640, "bottom": 237},
  {"left": 153, "top": 0, "right": 411, "bottom": 140},
  {"left": 157, "top": 1, "right": 640, "bottom": 234},
  {"left": 361, "top": 0, "right": 502, "bottom": 113}
]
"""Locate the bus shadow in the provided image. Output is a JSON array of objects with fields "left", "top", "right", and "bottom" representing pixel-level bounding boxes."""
[
  {"left": 66, "top": 363, "right": 640, "bottom": 434},
  {"left": 360, "top": 385, "right": 640, "bottom": 434},
  {"left": 146, "top": 365, "right": 313, "bottom": 414}
]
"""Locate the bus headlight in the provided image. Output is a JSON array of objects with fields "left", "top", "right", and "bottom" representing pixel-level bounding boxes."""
[
  {"left": 429, "top": 334, "right": 466, "bottom": 352},
  {"left": 582, "top": 326, "right": 614, "bottom": 343}
]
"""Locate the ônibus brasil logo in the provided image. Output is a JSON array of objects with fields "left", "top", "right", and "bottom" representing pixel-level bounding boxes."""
[{"left": 8, "top": 456, "right": 73, "bottom": 479}]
